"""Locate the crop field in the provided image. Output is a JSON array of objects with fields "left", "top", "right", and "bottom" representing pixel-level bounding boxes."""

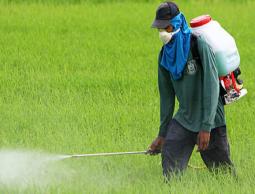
[{"left": 0, "top": 0, "right": 254, "bottom": 193}]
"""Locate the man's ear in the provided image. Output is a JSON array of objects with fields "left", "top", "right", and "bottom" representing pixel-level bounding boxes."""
[{"left": 165, "top": 25, "right": 173, "bottom": 33}]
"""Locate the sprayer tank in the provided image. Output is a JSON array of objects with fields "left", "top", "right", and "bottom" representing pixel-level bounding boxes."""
[{"left": 190, "top": 15, "right": 240, "bottom": 76}]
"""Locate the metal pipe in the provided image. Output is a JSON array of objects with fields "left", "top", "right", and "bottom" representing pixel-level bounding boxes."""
[{"left": 69, "top": 151, "right": 147, "bottom": 158}]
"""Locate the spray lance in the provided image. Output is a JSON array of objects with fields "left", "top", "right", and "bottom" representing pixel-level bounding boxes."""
[
  {"left": 64, "top": 150, "right": 203, "bottom": 169},
  {"left": 65, "top": 150, "right": 160, "bottom": 158}
]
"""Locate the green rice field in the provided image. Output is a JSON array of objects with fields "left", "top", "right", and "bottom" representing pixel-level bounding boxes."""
[{"left": 0, "top": 0, "right": 254, "bottom": 193}]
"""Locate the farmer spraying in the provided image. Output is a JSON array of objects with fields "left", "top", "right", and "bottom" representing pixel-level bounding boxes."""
[{"left": 148, "top": 1, "right": 244, "bottom": 179}]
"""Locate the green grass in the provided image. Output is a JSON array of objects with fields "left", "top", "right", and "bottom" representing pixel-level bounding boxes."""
[{"left": 0, "top": 1, "right": 255, "bottom": 193}]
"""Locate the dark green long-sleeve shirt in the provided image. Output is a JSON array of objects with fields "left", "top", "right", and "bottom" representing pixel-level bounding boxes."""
[{"left": 158, "top": 35, "right": 225, "bottom": 137}]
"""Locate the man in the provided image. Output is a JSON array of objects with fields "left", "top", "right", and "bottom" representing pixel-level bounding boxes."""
[{"left": 148, "top": 1, "right": 235, "bottom": 179}]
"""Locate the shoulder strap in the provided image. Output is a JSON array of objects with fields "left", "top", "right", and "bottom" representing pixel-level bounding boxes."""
[{"left": 190, "top": 34, "right": 201, "bottom": 63}]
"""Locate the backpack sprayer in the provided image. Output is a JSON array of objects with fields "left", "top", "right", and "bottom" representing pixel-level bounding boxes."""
[{"left": 190, "top": 15, "right": 247, "bottom": 105}]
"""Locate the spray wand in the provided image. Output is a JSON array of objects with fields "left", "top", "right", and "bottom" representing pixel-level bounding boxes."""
[
  {"left": 66, "top": 150, "right": 155, "bottom": 158},
  {"left": 65, "top": 150, "right": 204, "bottom": 169}
]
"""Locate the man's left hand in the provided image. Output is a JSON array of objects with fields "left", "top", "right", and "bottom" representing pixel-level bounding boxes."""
[{"left": 197, "top": 130, "right": 210, "bottom": 151}]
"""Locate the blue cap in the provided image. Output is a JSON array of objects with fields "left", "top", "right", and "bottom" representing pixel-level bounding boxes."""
[{"left": 151, "top": 1, "right": 180, "bottom": 29}]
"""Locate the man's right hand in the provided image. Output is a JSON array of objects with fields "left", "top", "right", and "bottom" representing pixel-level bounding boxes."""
[{"left": 147, "top": 136, "right": 165, "bottom": 155}]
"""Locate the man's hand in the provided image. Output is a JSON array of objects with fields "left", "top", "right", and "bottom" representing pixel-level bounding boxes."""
[
  {"left": 197, "top": 130, "right": 210, "bottom": 151},
  {"left": 147, "top": 136, "right": 165, "bottom": 155}
]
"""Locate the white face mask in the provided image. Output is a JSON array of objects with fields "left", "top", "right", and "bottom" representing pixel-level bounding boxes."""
[{"left": 159, "top": 28, "right": 180, "bottom": 45}]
